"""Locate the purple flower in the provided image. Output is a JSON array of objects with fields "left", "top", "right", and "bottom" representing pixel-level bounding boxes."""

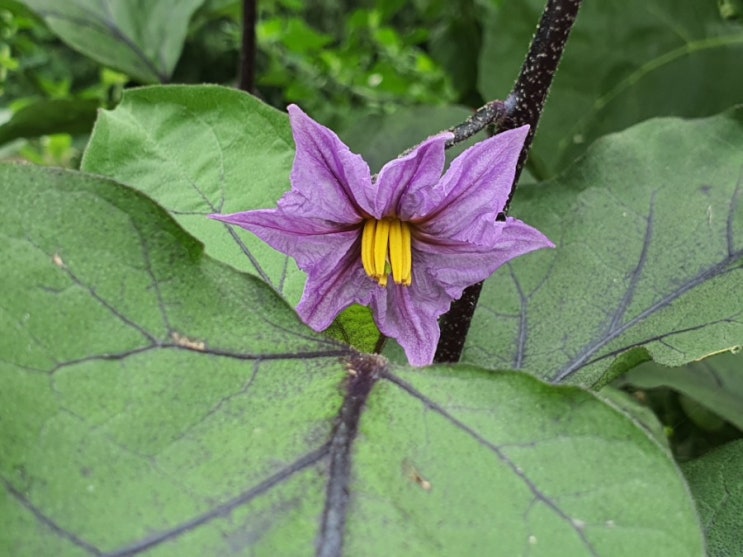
[{"left": 211, "top": 105, "right": 554, "bottom": 366}]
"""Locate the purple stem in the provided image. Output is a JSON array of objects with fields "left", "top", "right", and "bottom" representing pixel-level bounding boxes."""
[{"left": 434, "top": 0, "right": 583, "bottom": 364}]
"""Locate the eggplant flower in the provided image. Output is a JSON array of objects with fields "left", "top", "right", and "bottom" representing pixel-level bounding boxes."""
[{"left": 211, "top": 105, "right": 554, "bottom": 366}]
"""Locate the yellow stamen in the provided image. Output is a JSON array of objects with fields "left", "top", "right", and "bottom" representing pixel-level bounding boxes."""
[
  {"left": 373, "top": 219, "right": 391, "bottom": 279},
  {"left": 361, "top": 220, "right": 377, "bottom": 277},
  {"left": 389, "top": 220, "right": 403, "bottom": 284},
  {"left": 400, "top": 221, "right": 412, "bottom": 286},
  {"left": 389, "top": 220, "right": 412, "bottom": 285},
  {"left": 360, "top": 218, "right": 413, "bottom": 287}
]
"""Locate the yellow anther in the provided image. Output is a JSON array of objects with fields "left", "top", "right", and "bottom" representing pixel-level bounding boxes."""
[
  {"left": 361, "top": 220, "right": 377, "bottom": 277},
  {"left": 373, "top": 219, "right": 391, "bottom": 280},
  {"left": 389, "top": 220, "right": 412, "bottom": 286},
  {"left": 360, "top": 218, "right": 413, "bottom": 287},
  {"left": 400, "top": 221, "right": 412, "bottom": 286}
]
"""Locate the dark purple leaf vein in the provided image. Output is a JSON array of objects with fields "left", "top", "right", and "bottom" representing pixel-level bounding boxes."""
[
  {"left": 553, "top": 187, "right": 742, "bottom": 383},
  {"left": 104, "top": 446, "right": 330, "bottom": 557},
  {"left": 316, "top": 353, "right": 383, "bottom": 557},
  {"left": 2, "top": 477, "right": 104, "bottom": 556}
]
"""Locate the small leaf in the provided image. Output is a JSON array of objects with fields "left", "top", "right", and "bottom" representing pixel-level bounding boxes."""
[
  {"left": 21, "top": 0, "right": 205, "bottom": 83},
  {"left": 682, "top": 440, "right": 743, "bottom": 557},
  {"left": 464, "top": 109, "right": 743, "bottom": 387}
]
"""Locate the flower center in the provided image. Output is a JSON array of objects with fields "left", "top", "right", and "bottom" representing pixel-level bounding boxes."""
[{"left": 361, "top": 218, "right": 412, "bottom": 287}]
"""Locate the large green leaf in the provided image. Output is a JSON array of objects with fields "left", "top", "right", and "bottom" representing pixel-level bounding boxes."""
[
  {"left": 20, "top": 0, "right": 205, "bottom": 83},
  {"left": 0, "top": 164, "right": 704, "bottom": 555},
  {"left": 463, "top": 109, "right": 743, "bottom": 387},
  {"left": 479, "top": 0, "right": 743, "bottom": 177},
  {"left": 682, "top": 440, "right": 743, "bottom": 557},
  {"left": 623, "top": 349, "right": 743, "bottom": 430},
  {"left": 81, "top": 85, "right": 306, "bottom": 305}
]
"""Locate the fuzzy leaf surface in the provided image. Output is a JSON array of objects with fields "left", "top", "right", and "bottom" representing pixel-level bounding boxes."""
[
  {"left": 682, "top": 440, "right": 743, "bottom": 557},
  {"left": 464, "top": 110, "right": 743, "bottom": 387},
  {"left": 81, "top": 85, "right": 306, "bottom": 304},
  {"left": 0, "top": 164, "right": 703, "bottom": 556}
]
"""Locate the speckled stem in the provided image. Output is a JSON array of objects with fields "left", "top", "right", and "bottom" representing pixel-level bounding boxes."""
[
  {"left": 445, "top": 100, "right": 508, "bottom": 148},
  {"left": 434, "top": 0, "right": 583, "bottom": 364},
  {"left": 502, "top": 0, "right": 582, "bottom": 212}
]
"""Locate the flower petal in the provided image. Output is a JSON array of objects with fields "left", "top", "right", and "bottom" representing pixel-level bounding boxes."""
[
  {"left": 209, "top": 210, "right": 359, "bottom": 275},
  {"left": 414, "top": 217, "right": 554, "bottom": 299},
  {"left": 374, "top": 132, "right": 452, "bottom": 219},
  {"left": 371, "top": 269, "right": 452, "bottom": 366},
  {"left": 284, "top": 105, "right": 375, "bottom": 222},
  {"left": 421, "top": 125, "right": 529, "bottom": 242},
  {"left": 298, "top": 236, "right": 377, "bottom": 330}
]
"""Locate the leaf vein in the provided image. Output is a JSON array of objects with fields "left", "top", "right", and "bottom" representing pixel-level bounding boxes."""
[
  {"left": 2, "top": 477, "right": 103, "bottom": 555},
  {"left": 382, "top": 371, "right": 599, "bottom": 556}
]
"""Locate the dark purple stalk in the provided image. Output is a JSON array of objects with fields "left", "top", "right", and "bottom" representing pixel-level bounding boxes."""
[
  {"left": 238, "top": 0, "right": 257, "bottom": 93},
  {"left": 434, "top": 0, "right": 583, "bottom": 364}
]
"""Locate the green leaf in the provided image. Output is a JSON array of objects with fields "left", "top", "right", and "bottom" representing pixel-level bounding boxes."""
[
  {"left": 682, "top": 440, "right": 743, "bottom": 557},
  {"left": 0, "top": 164, "right": 704, "bottom": 555},
  {"left": 479, "top": 0, "right": 743, "bottom": 177},
  {"left": 0, "top": 99, "right": 99, "bottom": 146},
  {"left": 281, "top": 17, "right": 334, "bottom": 53},
  {"left": 622, "top": 349, "right": 743, "bottom": 430},
  {"left": 20, "top": 0, "right": 205, "bottom": 83},
  {"left": 347, "top": 365, "right": 702, "bottom": 556},
  {"left": 81, "top": 85, "right": 306, "bottom": 305},
  {"left": 463, "top": 109, "right": 743, "bottom": 387},
  {"left": 0, "top": 163, "right": 348, "bottom": 555}
]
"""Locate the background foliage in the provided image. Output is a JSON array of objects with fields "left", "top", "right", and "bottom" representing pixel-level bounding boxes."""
[{"left": 1, "top": 0, "right": 741, "bottom": 555}]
